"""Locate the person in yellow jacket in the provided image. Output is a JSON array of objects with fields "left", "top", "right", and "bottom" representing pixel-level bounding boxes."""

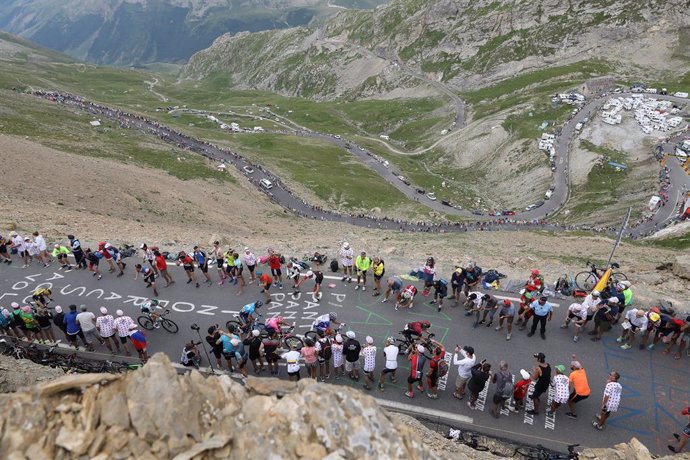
[
  {"left": 355, "top": 251, "right": 371, "bottom": 291},
  {"left": 372, "top": 257, "right": 385, "bottom": 296}
]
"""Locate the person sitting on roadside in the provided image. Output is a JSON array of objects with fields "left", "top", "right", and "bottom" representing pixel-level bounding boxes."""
[
  {"left": 181, "top": 341, "right": 202, "bottom": 369},
  {"left": 616, "top": 308, "right": 648, "bottom": 350}
]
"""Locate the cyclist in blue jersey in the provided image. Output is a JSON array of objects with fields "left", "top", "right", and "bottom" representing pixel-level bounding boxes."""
[
  {"left": 239, "top": 300, "right": 263, "bottom": 325},
  {"left": 312, "top": 311, "right": 344, "bottom": 335}
]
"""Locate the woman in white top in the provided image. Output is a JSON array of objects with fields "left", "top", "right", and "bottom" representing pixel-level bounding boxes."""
[{"left": 379, "top": 337, "right": 399, "bottom": 390}]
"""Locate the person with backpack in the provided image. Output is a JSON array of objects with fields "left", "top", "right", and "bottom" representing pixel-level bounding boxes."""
[
  {"left": 316, "top": 330, "right": 332, "bottom": 381},
  {"left": 462, "top": 261, "right": 482, "bottom": 297},
  {"left": 104, "top": 243, "right": 126, "bottom": 277},
  {"left": 426, "top": 338, "right": 446, "bottom": 399},
  {"left": 467, "top": 360, "right": 492, "bottom": 410},
  {"left": 371, "top": 257, "right": 385, "bottom": 297},
  {"left": 430, "top": 279, "right": 448, "bottom": 312},
  {"left": 405, "top": 344, "right": 427, "bottom": 399},
  {"left": 490, "top": 361, "right": 513, "bottom": 418},
  {"left": 193, "top": 246, "right": 213, "bottom": 286}
]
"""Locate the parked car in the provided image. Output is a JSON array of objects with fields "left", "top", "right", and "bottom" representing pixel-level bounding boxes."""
[
  {"left": 525, "top": 204, "right": 537, "bottom": 211},
  {"left": 416, "top": 188, "right": 426, "bottom": 194},
  {"left": 243, "top": 166, "right": 254, "bottom": 175},
  {"left": 441, "top": 200, "right": 451, "bottom": 206},
  {"left": 535, "top": 200, "right": 545, "bottom": 208},
  {"left": 426, "top": 192, "right": 436, "bottom": 201},
  {"left": 504, "top": 210, "right": 516, "bottom": 216},
  {"left": 472, "top": 210, "right": 484, "bottom": 215}
]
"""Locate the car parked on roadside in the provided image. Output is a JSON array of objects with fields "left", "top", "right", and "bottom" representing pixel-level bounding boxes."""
[{"left": 243, "top": 166, "right": 254, "bottom": 174}]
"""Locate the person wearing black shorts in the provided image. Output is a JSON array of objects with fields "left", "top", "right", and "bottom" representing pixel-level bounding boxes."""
[
  {"left": 527, "top": 352, "right": 551, "bottom": 415},
  {"left": 206, "top": 326, "right": 225, "bottom": 370},
  {"left": 0, "top": 235, "right": 11, "bottom": 264},
  {"left": 262, "top": 330, "right": 281, "bottom": 375},
  {"left": 135, "top": 264, "right": 159, "bottom": 297}
]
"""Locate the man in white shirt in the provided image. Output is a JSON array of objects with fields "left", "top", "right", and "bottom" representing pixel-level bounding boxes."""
[
  {"left": 580, "top": 290, "right": 602, "bottom": 330},
  {"left": 32, "top": 231, "right": 49, "bottom": 267},
  {"left": 339, "top": 242, "right": 354, "bottom": 283},
  {"left": 243, "top": 248, "right": 257, "bottom": 283},
  {"left": 593, "top": 371, "right": 622, "bottom": 430},
  {"left": 452, "top": 345, "right": 476, "bottom": 399},
  {"left": 379, "top": 337, "right": 399, "bottom": 390},
  {"left": 9, "top": 231, "right": 29, "bottom": 268},
  {"left": 282, "top": 343, "right": 302, "bottom": 381},
  {"left": 616, "top": 308, "right": 648, "bottom": 350},
  {"left": 75, "top": 305, "right": 104, "bottom": 351},
  {"left": 561, "top": 303, "right": 588, "bottom": 342}
]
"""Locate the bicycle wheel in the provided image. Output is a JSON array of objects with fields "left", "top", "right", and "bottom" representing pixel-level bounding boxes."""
[
  {"left": 304, "top": 330, "right": 319, "bottom": 343},
  {"left": 161, "top": 318, "right": 179, "bottom": 334},
  {"left": 226, "top": 320, "right": 242, "bottom": 332},
  {"left": 283, "top": 335, "right": 304, "bottom": 351},
  {"left": 138, "top": 316, "right": 155, "bottom": 331},
  {"left": 574, "top": 272, "right": 597, "bottom": 291},
  {"left": 394, "top": 339, "right": 410, "bottom": 354},
  {"left": 514, "top": 446, "right": 544, "bottom": 459},
  {"left": 611, "top": 272, "right": 628, "bottom": 284}
]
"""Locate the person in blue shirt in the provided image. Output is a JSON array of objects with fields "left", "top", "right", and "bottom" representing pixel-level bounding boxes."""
[
  {"left": 216, "top": 330, "right": 248, "bottom": 377},
  {"left": 63, "top": 304, "right": 88, "bottom": 349},
  {"left": 527, "top": 296, "right": 554, "bottom": 340},
  {"left": 239, "top": 301, "right": 263, "bottom": 326},
  {"left": 192, "top": 246, "right": 213, "bottom": 286}
]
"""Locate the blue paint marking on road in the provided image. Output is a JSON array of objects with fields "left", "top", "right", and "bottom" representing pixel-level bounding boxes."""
[{"left": 607, "top": 406, "right": 652, "bottom": 436}]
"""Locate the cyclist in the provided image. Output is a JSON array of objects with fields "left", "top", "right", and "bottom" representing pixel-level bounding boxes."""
[
  {"left": 264, "top": 315, "right": 290, "bottom": 336},
  {"left": 312, "top": 311, "right": 344, "bottom": 335},
  {"left": 140, "top": 299, "right": 163, "bottom": 327},
  {"left": 239, "top": 301, "right": 263, "bottom": 327},
  {"left": 402, "top": 320, "right": 431, "bottom": 344},
  {"left": 32, "top": 287, "right": 53, "bottom": 309},
  {"left": 396, "top": 284, "right": 417, "bottom": 311}
]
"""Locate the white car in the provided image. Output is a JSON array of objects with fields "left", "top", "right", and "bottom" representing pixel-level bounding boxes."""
[
  {"left": 243, "top": 166, "right": 255, "bottom": 174},
  {"left": 427, "top": 192, "right": 437, "bottom": 201}
]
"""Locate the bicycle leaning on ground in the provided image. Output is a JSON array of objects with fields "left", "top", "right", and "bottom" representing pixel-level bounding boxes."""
[
  {"left": 574, "top": 261, "right": 627, "bottom": 291},
  {"left": 514, "top": 443, "right": 580, "bottom": 459}
]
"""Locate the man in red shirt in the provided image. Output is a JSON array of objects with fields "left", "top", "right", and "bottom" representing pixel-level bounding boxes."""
[
  {"left": 512, "top": 369, "right": 532, "bottom": 412},
  {"left": 426, "top": 339, "right": 446, "bottom": 399},
  {"left": 267, "top": 251, "right": 284, "bottom": 289},
  {"left": 177, "top": 251, "right": 199, "bottom": 288},
  {"left": 154, "top": 250, "right": 174, "bottom": 287},
  {"left": 257, "top": 271, "right": 273, "bottom": 303}
]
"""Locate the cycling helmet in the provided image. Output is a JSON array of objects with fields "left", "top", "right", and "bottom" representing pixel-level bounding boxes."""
[
  {"left": 329, "top": 311, "right": 337, "bottom": 321},
  {"left": 275, "top": 316, "right": 284, "bottom": 323},
  {"left": 421, "top": 321, "right": 431, "bottom": 328},
  {"left": 255, "top": 300, "right": 263, "bottom": 308},
  {"left": 304, "top": 337, "right": 314, "bottom": 346}
]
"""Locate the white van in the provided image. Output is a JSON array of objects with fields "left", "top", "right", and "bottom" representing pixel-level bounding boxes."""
[{"left": 260, "top": 179, "right": 273, "bottom": 190}]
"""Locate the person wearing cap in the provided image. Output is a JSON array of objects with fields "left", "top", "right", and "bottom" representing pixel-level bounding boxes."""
[
  {"left": 339, "top": 242, "right": 354, "bottom": 283},
  {"left": 67, "top": 235, "right": 87, "bottom": 269},
  {"left": 566, "top": 354, "right": 590, "bottom": 419},
  {"left": 23, "top": 236, "right": 40, "bottom": 266},
  {"left": 96, "top": 307, "right": 121, "bottom": 354},
  {"left": 463, "top": 291, "right": 482, "bottom": 318},
  {"left": 244, "top": 329, "right": 265, "bottom": 375},
  {"left": 139, "top": 243, "right": 159, "bottom": 277},
  {"left": 286, "top": 261, "right": 302, "bottom": 291},
  {"left": 354, "top": 251, "right": 371, "bottom": 292},
  {"left": 205, "top": 325, "right": 225, "bottom": 370},
  {"left": 452, "top": 345, "right": 476, "bottom": 400},
  {"left": 663, "top": 315, "right": 690, "bottom": 360},
  {"left": 546, "top": 364, "right": 570, "bottom": 417},
  {"left": 209, "top": 241, "right": 226, "bottom": 285},
  {"left": 425, "top": 338, "right": 446, "bottom": 399},
  {"left": 0, "top": 308, "right": 17, "bottom": 338},
  {"left": 181, "top": 341, "right": 202, "bottom": 369},
  {"left": 579, "top": 290, "right": 602, "bottom": 331},
  {"left": 371, "top": 257, "right": 385, "bottom": 297},
  {"left": 379, "top": 337, "right": 399, "bottom": 390},
  {"left": 332, "top": 334, "right": 345, "bottom": 379},
  {"left": 668, "top": 406, "right": 690, "bottom": 453},
  {"left": 359, "top": 336, "right": 377, "bottom": 390},
  {"left": 281, "top": 340, "right": 302, "bottom": 381},
  {"left": 266, "top": 249, "right": 284, "bottom": 290},
  {"left": 527, "top": 352, "right": 551, "bottom": 416},
  {"left": 477, "top": 293, "right": 499, "bottom": 328},
  {"left": 242, "top": 247, "right": 257, "bottom": 284},
  {"left": 128, "top": 324, "right": 149, "bottom": 363},
  {"left": 450, "top": 264, "right": 464, "bottom": 303},
  {"left": 18, "top": 305, "right": 42, "bottom": 342},
  {"left": 405, "top": 343, "right": 428, "bottom": 398},
  {"left": 495, "top": 299, "right": 516, "bottom": 340},
  {"left": 512, "top": 369, "right": 532, "bottom": 412},
  {"left": 76, "top": 305, "right": 104, "bottom": 351},
  {"left": 177, "top": 251, "right": 200, "bottom": 288},
  {"left": 616, "top": 308, "right": 649, "bottom": 350},
  {"left": 98, "top": 242, "right": 117, "bottom": 274},
  {"left": 396, "top": 284, "right": 418, "bottom": 311},
  {"left": 561, "top": 302, "right": 588, "bottom": 342},
  {"left": 344, "top": 330, "right": 362, "bottom": 380},
  {"left": 593, "top": 371, "right": 622, "bottom": 430},
  {"left": 590, "top": 296, "right": 620, "bottom": 342},
  {"left": 112, "top": 309, "right": 135, "bottom": 356},
  {"left": 52, "top": 243, "right": 72, "bottom": 271},
  {"left": 527, "top": 296, "right": 554, "bottom": 340},
  {"left": 640, "top": 309, "right": 665, "bottom": 350},
  {"left": 51, "top": 305, "right": 68, "bottom": 342},
  {"left": 461, "top": 261, "right": 482, "bottom": 297},
  {"left": 192, "top": 245, "right": 213, "bottom": 286},
  {"left": 619, "top": 280, "right": 633, "bottom": 308}
]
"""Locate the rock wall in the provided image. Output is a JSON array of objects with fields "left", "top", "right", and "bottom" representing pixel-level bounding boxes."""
[
  {"left": 0, "top": 354, "right": 64, "bottom": 393},
  {"left": 0, "top": 353, "right": 683, "bottom": 460}
]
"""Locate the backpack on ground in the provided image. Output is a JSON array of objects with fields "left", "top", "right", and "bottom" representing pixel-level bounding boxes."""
[
  {"left": 437, "top": 358, "right": 449, "bottom": 378},
  {"left": 319, "top": 338, "right": 332, "bottom": 360},
  {"left": 330, "top": 259, "right": 339, "bottom": 272}
]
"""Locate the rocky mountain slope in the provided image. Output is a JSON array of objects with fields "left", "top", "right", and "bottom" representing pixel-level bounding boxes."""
[
  {"left": 183, "top": 0, "right": 690, "bottom": 99},
  {"left": 0, "top": 353, "right": 680, "bottom": 459},
  {"left": 0, "top": 0, "right": 388, "bottom": 66}
]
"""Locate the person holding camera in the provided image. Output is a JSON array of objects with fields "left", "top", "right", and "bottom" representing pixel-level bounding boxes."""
[
  {"left": 206, "top": 325, "right": 225, "bottom": 370},
  {"left": 181, "top": 341, "right": 202, "bottom": 369}
]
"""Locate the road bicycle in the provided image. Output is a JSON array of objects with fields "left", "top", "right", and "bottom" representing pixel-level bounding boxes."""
[
  {"left": 395, "top": 331, "right": 436, "bottom": 359},
  {"left": 137, "top": 308, "right": 179, "bottom": 333},
  {"left": 446, "top": 429, "right": 489, "bottom": 452},
  {"left": 574, "top": 261, "right": 627, "bottom": 291},
  {"left": 226, "top": 312, "right": 266, "bottom": 336},
  {"left": 304, "top": 324, "right": 345, "bottom": 344},
  {"left": 514, "top": 443, "right": 579, "bottom": 459}
]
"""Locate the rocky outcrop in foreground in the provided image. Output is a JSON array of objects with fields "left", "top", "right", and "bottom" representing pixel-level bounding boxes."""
[
  {"left": 0, "top": 354, "right": 64, "bottom": 392},
  {"left": 0, "top": 353, "right": 683, "bottom": 459}
]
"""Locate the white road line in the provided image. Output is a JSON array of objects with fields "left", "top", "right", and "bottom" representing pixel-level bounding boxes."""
[{"left": 377, "top": 399, "right": 474, "bottom": 425}]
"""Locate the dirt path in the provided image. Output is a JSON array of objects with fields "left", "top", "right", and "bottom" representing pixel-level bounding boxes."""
[{"left": 144, "top": 77, "right": 169, "bottom": 102}]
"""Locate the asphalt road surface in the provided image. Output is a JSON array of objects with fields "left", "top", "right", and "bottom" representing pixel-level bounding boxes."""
[{"left": 2, "top": 261, "right": 687, "bottom": 455}]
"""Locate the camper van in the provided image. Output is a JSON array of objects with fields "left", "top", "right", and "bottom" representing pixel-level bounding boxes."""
[
  {"left": 544, "top": 189, "right": 553, "bottom": 200},
  {"left": 259, "top": 179, "right": 273, "bottom": 190}
]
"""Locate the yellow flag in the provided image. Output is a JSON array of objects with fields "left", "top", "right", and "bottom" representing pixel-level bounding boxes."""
[{"left": 593, "top": 268, "right": 612, "bottom": 292}]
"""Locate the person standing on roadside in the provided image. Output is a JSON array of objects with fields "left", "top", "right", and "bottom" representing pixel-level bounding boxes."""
[
  {"left": 405, "top": 344, "right": 427, "bottom": 399},
  {"left": 593, "top": 371, "right": 622, "bottom": 430},
  {"left": 193, "top": 246, "right": 213, "bottom": 286},
  {"left": 140, "top": 243, "right": 158, "bottom": 276},
  {"left": 267, "top": 249, "right": 284, "bottom": 289},
  {"left": 495, "top": 299, "right": 516, "bottom": 341},
  {"left": 590, "top": 297, "right": 620, "bottom": 342},
  {"left": 53, "top": 244, "right": 73, "bottom": 271},
  {"left": 546, "top": 364, "right": 570, "bottom": 417},
  {"left": 354, "top": 251, "right": 371, "bottom": 291},
  {"left": 113, "top": 310, "right": 135, "bottom": 356},
  {"left": 32, "top": 231, "right": 49, "bottom": 266},
  {"left": 450, "top": 264, "right": 464, "bottom": 304},
  {"left": 616, "top": 308, "right": 648, "bottom": 350},
  {"left": 478, "top": 293, "right": 499, "bottom": 327},
  {"left": 210, "top": 242, "right": 226, "bottom": 285},
  {"left": 63, "top": 304, "right": 88, "bottom": 350},
  {"left": 339, "top": 242, "right": 354, "bottom": 283},
  {"left": 128, "top": 324, "right": 149, "bottom": 363},
  {"left": 467, "top": 360, "right": 492, "bottom": 410},
  {"left": 372, "top": 257, "right": 385, "bottom": 296},
  {"left": 430, "top": 279, "right": 448, "bottom": 312},
  {"left": 300, "top": 337, "right": 319, "bottom": 379},
  {"left": 256, "top": 271, "right": 273, "bottom": 304},
  {"left": 96, "top": 307, "right": 121, "bottom": 354},
  {"left": 566, "top": 356, "right": 590, "bottom": 419},
  {"left": 243, "top": 248, "right": 257, "bottom": 284},
  {"left": 527, "top": 352, "right": 551, "bottom": 416},
  {"left": 426, "top": 338, "right": 446, "bottom": 399},
  {"left": 244, "top": 329, "right": 265, "bottom": 374},
  {"left": 262, "top": 329, "right": 281, "bottom": 375},
  {"left": 452, "top": 345, "right": 476, "bottom": 400},
  {"left": 513, "top": 369, "right": 532, "bottom": 412},
  {"left": 52, "top": 305, "right": 68, "bottom": 342},
  {"left": 490, "top": 361, "right": 513, "bottom": 418},
  {"left": 561, "top": 303, "right": 588, "bottom": 342},
  {"left": 76, "top": 305, "right": 104, "bottom": 351},
  {"left": 527, "top": 296, "right": 554, "bottom": 340},
  {"left": 68, "top": 234, "right": 87, "bottom": 269},
  {"left": 178, "top": 251, "right": 199, "bottom": 288},
  {"left": 379, "top": 337, "right": 398, "bottom": 390},
  {"left": 361, "top": 336, "right": 377, "bottom": 390},
  {"left": 282, "top": 342, "right": 302, "bottom": 381},
  {"left": 332, "top": 334, "right": 344, "bottom": 379},
  {"left": 154, "top": 250, "right": 174, "bottom": 287},
  {"left": 344, "top": 330, "right": 362, "bottom": 381},
  {"left": 315, "top": 330, "right": 332, "bottom": 381},
  {"left": 206, "top": 325, "right": 225, "bottom": 370}
]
